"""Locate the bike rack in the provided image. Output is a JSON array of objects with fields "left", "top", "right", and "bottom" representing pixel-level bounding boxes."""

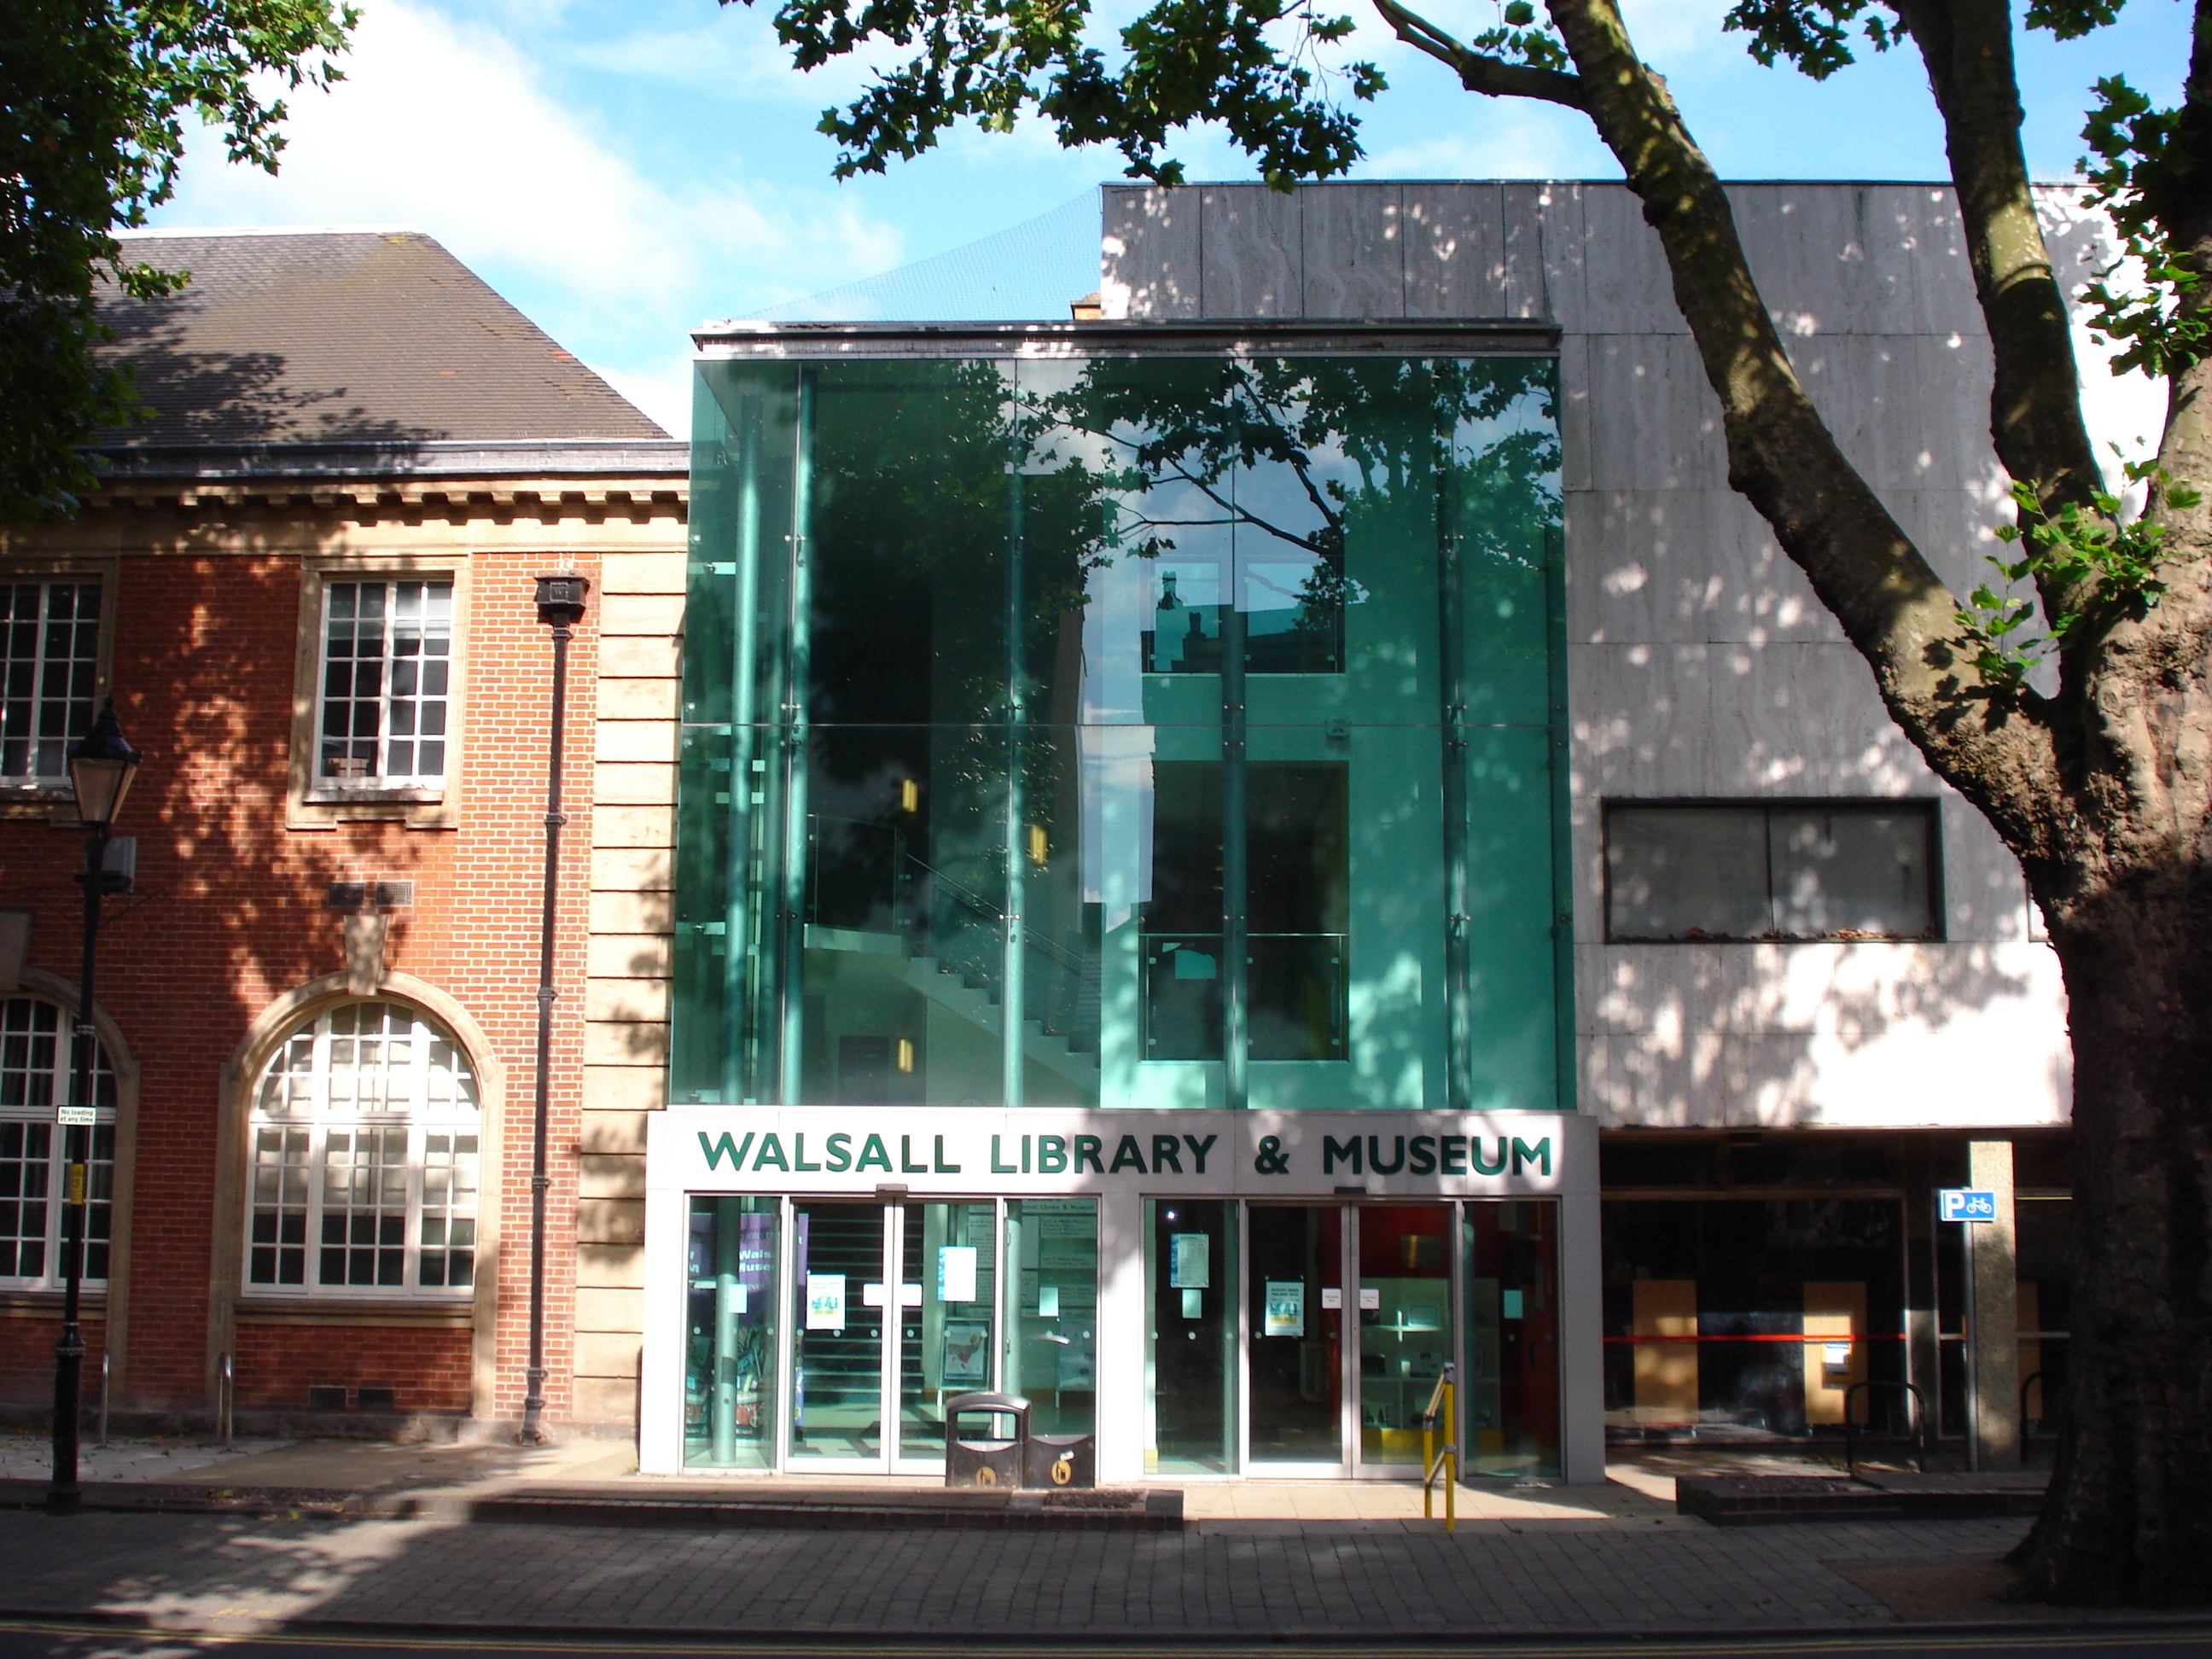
[
  {"left": 1842, "top": 1378, "right": 1927, "bottom": 1476},
  {"left": 1420, "top": 1361, "right": 1458, "bottom": 1533}
]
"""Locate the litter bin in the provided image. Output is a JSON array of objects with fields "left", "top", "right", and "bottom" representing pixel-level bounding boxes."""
[
  {"left": 945, "top": 1391, "right": 1028, "bottom": 1488},
  {"left": 1024, "top": 1431, "right": 1097, "bottom": 1489}
]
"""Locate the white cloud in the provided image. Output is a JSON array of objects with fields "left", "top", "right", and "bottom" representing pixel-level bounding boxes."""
[{"left": 153, "top": 0, "right": 903, "bottom": 433}]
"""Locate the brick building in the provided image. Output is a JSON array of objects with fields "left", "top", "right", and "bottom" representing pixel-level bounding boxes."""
[{"left": 0, "top": 230, "right": 684, "bottom": 1435}]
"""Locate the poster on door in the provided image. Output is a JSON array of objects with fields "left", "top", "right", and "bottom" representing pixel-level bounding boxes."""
[
  {"left": 1264, "top": 1280, "right": 1306, "bottom": 1337},
  {"left": 806, "top": 1272, "right": 847, "bottom": 1331},
  {"left": 1170, "top": 1232, "right": 1210, "bottom": 1289}
]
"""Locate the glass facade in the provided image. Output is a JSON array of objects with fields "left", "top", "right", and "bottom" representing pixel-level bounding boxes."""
[{"left": 672, "top": 350, "right": 1569, "bottom": 1115}]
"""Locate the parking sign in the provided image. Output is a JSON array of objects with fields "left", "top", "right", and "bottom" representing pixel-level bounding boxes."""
[{"left": 1938, "top": 1188, "right": 1998, "bottom": 1223}]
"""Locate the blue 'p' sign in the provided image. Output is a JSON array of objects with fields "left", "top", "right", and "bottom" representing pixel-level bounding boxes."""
[{"left": 1938, "top": 1188, "right": 1998, "bottom": 1223}]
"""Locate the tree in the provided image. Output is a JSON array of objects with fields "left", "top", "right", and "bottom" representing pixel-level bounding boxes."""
[
  {"left": 1, "top": 0, "right": 357, "bottom": 521},
  {"left": 730, "top": 0, "right": 2212, "bottom": 1604}
]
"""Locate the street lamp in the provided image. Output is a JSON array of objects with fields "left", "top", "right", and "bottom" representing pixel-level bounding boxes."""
[
  {"left": 522, "top": 573, "right": 587, "bottom": 1445},
  {"left": 50, "top": 701, "right": 139, "bottom": 1516}
]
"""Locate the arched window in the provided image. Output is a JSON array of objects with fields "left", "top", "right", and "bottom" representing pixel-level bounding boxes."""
[
  {"left": 247, "top": 1001, "right": 479, "bottom": 1296},
  {"left": 0, "top": 996, "right": 118, "bottom": 1289}
]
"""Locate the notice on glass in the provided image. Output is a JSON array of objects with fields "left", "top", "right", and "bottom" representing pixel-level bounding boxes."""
[
  {"left": 938, "top": 1245, "right": 978, "bottom": 1304},
  {"left": 1170, "top": 1232, "right": 1210, "bottom": 1289},
  {"left": 1037, "top": 1284, "right": 1060, "bottom": 1319},
  {"left": 1264, "top": 1280, "right": 1305, "bottom": 1338},
  {"left": 806, "top": 1272, "right": 847, "bottom": 1331},
  {"left": 1501, "top": 1289, "right": 1524, "bottom": 1320},
  {"left": 1320, "top": 1287, "right": 1343, "bottom": 1311},
  {"left": 1180, "top": 1286, "right": 1204, "bottom": 1318},
  {"left": 1358, "top": 1286, "right": 1381, "bottom": 1312}
]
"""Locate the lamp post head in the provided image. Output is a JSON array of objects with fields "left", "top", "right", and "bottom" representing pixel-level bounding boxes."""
[
  {"left": 534, "top": 573, "right": 591, "bottom": 629},
  {"left": 68, "top": 701, "right": 141, "bottom": 830}
]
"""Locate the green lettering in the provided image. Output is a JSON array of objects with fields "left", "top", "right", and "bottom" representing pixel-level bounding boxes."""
[
  {"left": 1473, "top": 1136, "right": 1507, "bottom": 1177},
  {"left": 1182, "top": 1134, "right": 1216, "bottom": 1174},
  {"left": 1038, "top": 1135, "right": 1067, "bottom": 1173},
  {"left": 793, "top": 1133, "right": 822, "bottom": 1173},
  {"left": 1109, "top": 1135, "right": 1147, "bottom": 1174},
  {"left": 1324, "top": 1135, "right": 1362, "bottom": 1175},
  {"left": 1022, "top": 1135, "right": 1031, "bottom": 1174},
  {"left": 1511, "top": 1137, "right": 1552, "bottom": 1178},
  {"left": 1440, "top": 1135, "right": 1468, "bottom": 1174},
  {"left": 901, "top": 1135, "right": 928, "bottom": 1173},
  {"left": 1074, "top": 1135, "right": 1104, "bottom": 1173},
  {"left": 1408, "top": 1135, "right": 1437, "bottom": 1175},
  {"left": 699, "top": 1131, "right": 754, "bottom": 1172},
  {"left": 1150, "top": 1135, "right": 1182, "bottom": 1173},
  {"left": 991, "top": 1135, "right": 1017, "bottom": 1174},
  {"left": 858, "top": 1134, "right": 893, "bottom": 1173},
  {"left": 825, "top": 1132, "right": 853, "bottom": 1173},
  {"left": 753, "top": 1133, "right": 789, "bottom": 1172},
  {"left": 934, "top": 1134, "right": 961, "bottom": 1173}
]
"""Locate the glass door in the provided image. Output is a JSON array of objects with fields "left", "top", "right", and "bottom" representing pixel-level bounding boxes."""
[
  {"left": 895, "top": 1199, "right": 998, "bottom": 1469},
  {"left": 789, "top": 1199, "right": 888, "bottom": 1467},
  {"left": 1353, "top": 1203, "right": 1454, "bottom": 1473},
  {"left": 1245, "top": 1203, "right": 1346, "bottom": 1471}
]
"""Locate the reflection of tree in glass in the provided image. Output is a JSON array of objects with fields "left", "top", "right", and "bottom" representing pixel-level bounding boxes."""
[{"left": 1020, "top": 354, "right": 1562, "bottom": 602}]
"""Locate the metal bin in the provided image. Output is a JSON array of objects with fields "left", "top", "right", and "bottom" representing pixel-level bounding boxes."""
[{"left": 944, "top": 1391, "right": 1028, "bottom": 1488}]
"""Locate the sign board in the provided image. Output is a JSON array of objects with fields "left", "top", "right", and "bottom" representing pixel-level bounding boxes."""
[
  {"left": 1938, "top": 1188, "right": 1998, "bottom": 1223},
  {"left": 1263, "top": 1280, "right": 1305, "bottom": 1337},
  {"left": 55, "top": 1106, "right": 97, "bottom": 1126}
]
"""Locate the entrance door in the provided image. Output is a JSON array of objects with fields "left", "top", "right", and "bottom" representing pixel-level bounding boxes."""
[
  {"left": 789, "top": 1199, "right": 888, "bottom": 1466},
  {"left": 1353, "top": 1203, "right": 1454, "bottom": 1474},
  {"left": 894, "top": 1199, "right": 998, "bottom": 1470},
  {"left": 788, "top": 1198, "right": 998, "bottom": 1473},
  {"left": 1246, "top": 1204, "right": 1346, "bottom": 1470}
]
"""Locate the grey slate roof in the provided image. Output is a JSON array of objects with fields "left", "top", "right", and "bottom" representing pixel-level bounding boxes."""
[{"left": 95, "top": 230, "right": 668, "bottom": 449}]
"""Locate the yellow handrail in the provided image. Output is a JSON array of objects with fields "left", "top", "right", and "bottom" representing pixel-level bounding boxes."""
[{"left": 1420, "top": 1361, "right": 1457, "bottom": 1532}]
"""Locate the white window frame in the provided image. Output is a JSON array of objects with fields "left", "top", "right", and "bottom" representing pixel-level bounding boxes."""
[
  {"left": 0, "top": 562, "right": 117, "bottom": 810},
  {"left": 0, "top": 996, "right": 118, "bottom": 1291},
  {"left": 289, "top": 556, "right": 469, "bottom": 829},
  {"left": 313, "top": 577, "right": 454, "bottom": 793},
  {"left": 242, "top": 1001, "right": 480, "bottom": 1301}
]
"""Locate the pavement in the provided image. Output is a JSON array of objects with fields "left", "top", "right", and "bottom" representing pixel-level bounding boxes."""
[{"left": 0, "top": 1433, "right": 2197, "bottom": 1643}]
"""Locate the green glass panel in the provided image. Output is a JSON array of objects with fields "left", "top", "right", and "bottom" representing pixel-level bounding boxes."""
[{"left": 674, "top": 350, "right": 1572, "bottom": 1114}]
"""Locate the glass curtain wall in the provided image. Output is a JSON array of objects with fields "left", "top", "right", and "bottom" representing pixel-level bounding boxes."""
[{"left": 674, "top": 352, "right": 1567, "bottom": 1113}]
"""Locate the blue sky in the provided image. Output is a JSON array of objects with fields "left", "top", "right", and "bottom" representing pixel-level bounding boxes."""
[{"left": 148, "top": 0, "right": 2192, "bottom": 434}]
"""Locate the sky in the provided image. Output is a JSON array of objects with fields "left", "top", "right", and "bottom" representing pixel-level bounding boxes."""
[{"left": 145, "top": 0, "right": 2194, "bottom": 435}]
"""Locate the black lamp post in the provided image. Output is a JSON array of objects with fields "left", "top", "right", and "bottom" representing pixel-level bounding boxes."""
[
  {"left": 522, "top": 573, "right": 587, "bottom": 1444},
  {"left": 50, "top": 701, "right": 139, "bottom": 1516}
]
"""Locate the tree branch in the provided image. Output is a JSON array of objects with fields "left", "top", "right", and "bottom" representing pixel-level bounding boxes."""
[
  {"left": 1542, "top": 0, "right": 2069, "bottom": 856},
  {"left": 1366, "top": 0, "right": 1590, "bottom": 110},
  {"left": 1895, "top": 0, "right": 2105, "bottom": 627}
]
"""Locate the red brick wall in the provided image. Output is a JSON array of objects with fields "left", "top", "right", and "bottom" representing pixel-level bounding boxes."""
[
  {"left": 235, "top": 1321, "right": 472, "bottom": 1415},
  {"left": 0, "top": 1313, "right": 105, "bottom": 1408},
  {"left": 0, "top": 541, "right": 600, "bottom": 1423}
]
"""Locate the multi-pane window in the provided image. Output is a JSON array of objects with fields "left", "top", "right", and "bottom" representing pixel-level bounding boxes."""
[
  {"left": 317, "top": 581, "right": 452, "bottom": 788},
  {"left": 247, "top": 1002, "right": 479, "bottom": 1295},
  {"left": 0, "top": 581, "right": 101, "bottom": 785},
  {"left": 1605, "top": 802, "right": 1940, "bottom": 942},
  {"left": 0, "top": 998, "right": 118, "bottom": 1288}
]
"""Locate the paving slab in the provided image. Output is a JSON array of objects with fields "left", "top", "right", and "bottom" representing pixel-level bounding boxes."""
[{"left": 0, "top": 1507, "right": 2051, "bottom": 1637}]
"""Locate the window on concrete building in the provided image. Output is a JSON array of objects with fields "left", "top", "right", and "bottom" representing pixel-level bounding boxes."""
[
  {"left": 0, "top": 997, "right": 118, "bottom": 1289},
  {"left": 0, "top": 579, "right": 102, "bottom": 790},
  {"left": 1604, "top": 802, "right": 1939, "bottom": 942},
  {"left": 246, "top": 1001, "right": 480, "bottom": 1296},
  {"left": 315, "top": 580, "right": 453, "bottom": 789}
]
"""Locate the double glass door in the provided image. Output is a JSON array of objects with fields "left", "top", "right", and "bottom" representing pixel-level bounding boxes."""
[
  {"left": 1243, "top": 1202, "right": 1454, "bottom": 1475},
  {"left": 1149, "top": 1198, "right": 1556, "bottom": 1478},
  {"left": 789, "top": 1198, "right": 998, "bottom": 1471}
]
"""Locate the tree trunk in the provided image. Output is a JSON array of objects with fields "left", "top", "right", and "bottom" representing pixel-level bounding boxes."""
[{"left": 2017, "top": 868, "right": 2212, "bottom": 1602}]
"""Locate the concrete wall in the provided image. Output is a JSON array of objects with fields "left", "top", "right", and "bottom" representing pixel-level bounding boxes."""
[{"left": 1103, "top": 180, "right": 2088, "bottom": 1132}]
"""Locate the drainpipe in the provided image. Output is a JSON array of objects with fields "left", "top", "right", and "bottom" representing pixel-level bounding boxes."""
[{"left": 524, "top": 571, "right": 590, "bottom": 1445}]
